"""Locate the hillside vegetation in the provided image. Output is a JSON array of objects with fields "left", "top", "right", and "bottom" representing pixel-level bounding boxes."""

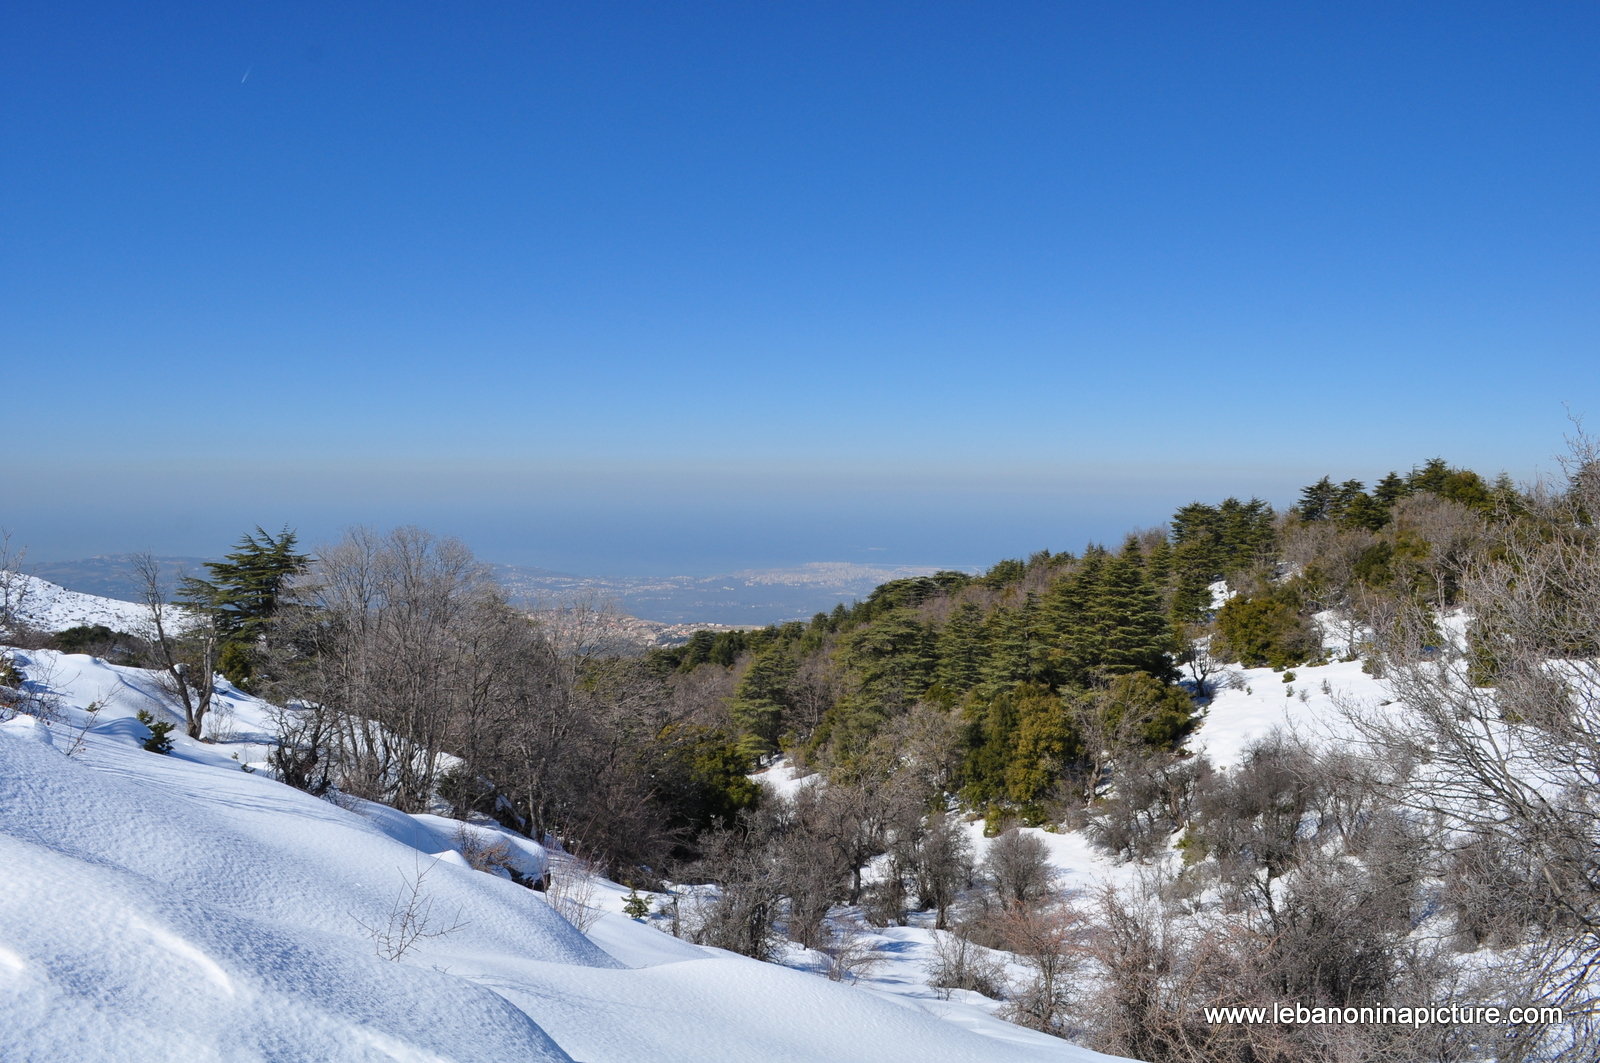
[{"left": 4, "top": 449, "right": 1596, "bottom": 1063}]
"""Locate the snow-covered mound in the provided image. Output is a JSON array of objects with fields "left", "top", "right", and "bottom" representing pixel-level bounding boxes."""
[
  {"left": 0, "top": 649, "right": 1120, "bottom": 1062},
  {"left": 5, "top": 573, "right": 155, "bottom": 633}
]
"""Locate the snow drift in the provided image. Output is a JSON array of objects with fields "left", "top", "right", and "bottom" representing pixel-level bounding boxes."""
[{"left": 0, "top": 642, "right": 1118, "bottom": 1062}]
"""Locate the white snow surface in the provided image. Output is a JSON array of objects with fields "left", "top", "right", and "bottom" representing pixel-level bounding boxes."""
[
  {"left": 5, "top": 573, "right": 157, "bottom": 633},
  {"left": 1, "top": 646, "right": 1123, "bottom": 1063}
]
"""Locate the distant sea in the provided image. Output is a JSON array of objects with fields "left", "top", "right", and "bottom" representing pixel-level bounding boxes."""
[{"left": 30, "top": 556, "right": 952, "bottom": 627}]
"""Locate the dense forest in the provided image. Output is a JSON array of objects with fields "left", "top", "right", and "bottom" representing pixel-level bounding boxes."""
[
  {"left": 15, "top": 450, "right": 1593, "bottom": 1062},
  {"left": 633, "top": 456, "right": 1520, "bottom": 828}
]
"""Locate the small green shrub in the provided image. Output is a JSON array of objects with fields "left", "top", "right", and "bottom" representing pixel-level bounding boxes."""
[
  {"left": 135, "top": 710, "right": 175, "bottom": 754},
  {"left": 622, "top": 888, "right": 651, "bottom": 920}
]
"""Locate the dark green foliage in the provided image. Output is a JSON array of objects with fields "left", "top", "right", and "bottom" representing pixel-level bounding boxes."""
[
  {"left": 649, "top": 627, "right": 767, "bottom": 674},
  {"left": 1169, "top": 498, "right": 1276, "bottom": 622},
  {"left": 654, "top": 725, "right": 762, "bottom": 841},
  {"left": 844, "top": 572, "right": 972, "bottom": 628},
  {"left": 961, "top": 684, "right": 1078, "bottom": 807},
  {"left": 1099, "top": 672, "right": 1196, "bottom": 749},
  {"left": 621, "top": 888, "right": 652, "bottom": 919},
  {"left": 1297, "top": 459, "right": 1512, "bottom": 540},
  {"left": 1078, "top": 539, "right": 1178, "bottom": 681},
  {"left": 50, "top": 624, "right": 116, "bottom": 653},
  {"left": 1373, "top": 471, "right": 1407, "bottom": 506},
  {"left": 1297, "top": 477, "right": 1390, "bottom": 530},
  {"left": 980, "top": 558, "right": 1026, "bottom": 589},
  {"left": 982, "top": 593, "right": 1053, "bottom": 690},
  {"left": 1297, "top": 477, "right": 1338, "bottom": 522},
  {"left": 731, "top": 647, "right": 797, "bottom": 755},
  {"left": 935, "top": 601, "right": 988, "bottom": 692},
  {"left": 1214, "top": 590, "right": 1320, "bottom": 669},
  {"left": 841, "top": 608, "right": 937, "bottom": 709},
  {"left": 1352, "top": 541, "right": 1395, "bottom": 587},
  {"left": 707, "top": 630, "right": 757, "bottom": 667},
  {"left": 1406, "top": 458, "right": 1492, "bottom": 510},
  {"left": 180, "top": 526, "right": 309, "bottom": 687},
  {"left": 1340, "top": 491, "right": 1390, "bottom": 531},
  {"left": 135, "top": 709, "right": 175, "bottom": 754},
  {"left": 1039, "top": 541, "right": 1176, "bottom": 686},
  {"left": 48, "top": 624, "right": 143, "bottom": 663}
]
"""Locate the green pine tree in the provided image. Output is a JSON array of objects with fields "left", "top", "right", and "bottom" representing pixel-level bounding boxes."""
[
  {"left": 180, "top": 526, "right": 309, "bottom": 687},
  {"left": 934, "top": 601, "right": 988, "bottom": 693},
  {"left": 1373, "top": 471, "right": 1408, "bottom": 506},
  {"left": 1042, "top": 548, "right": 1107, "bottom": 686},
  {"left": 982, "top": 593, "right": 1052, "bottom": 691},
  {"left": 1297, "top": 477, "right": 1337, "bottom": 521},
  {"left": 622, "top": 888, "right": 652, "bottom": 919},
  {"left": 1084, "top": 538, "right": 1177, "bottom": 681},
  {"left": 731, "top": 647, "right": 796, "bottom": 755}
]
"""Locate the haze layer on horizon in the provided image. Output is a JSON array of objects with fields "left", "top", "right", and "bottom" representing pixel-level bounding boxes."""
[{"left": 3, "top": 4, "right": 1595, "bottom": 574}]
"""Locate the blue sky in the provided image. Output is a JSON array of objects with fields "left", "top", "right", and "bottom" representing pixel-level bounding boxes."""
[{"left": 3, "top": 2, "right": 1596, "bottom": 573}]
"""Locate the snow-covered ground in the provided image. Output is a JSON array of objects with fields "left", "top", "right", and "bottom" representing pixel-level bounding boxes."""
[
  {"left": 1, "top": 635, "right": 1120, "bottom": 1061},
  {"left": 1, "top": 574, "right": 1401, "bottom": 1061},
  {"left": 1188, "top": 655, "right": 1385, "bottom": 769},
  {"left": 4, "top": 573, "right": 156, "bottom": 633}
]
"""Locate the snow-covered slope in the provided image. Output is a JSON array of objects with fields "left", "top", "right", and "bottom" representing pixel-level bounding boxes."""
[
  {"left": 5, "top": 573, "right": 156, "bottom": 633},
  {"left": 0, "top": 649, "right": 1122, "bottom": 1063}
]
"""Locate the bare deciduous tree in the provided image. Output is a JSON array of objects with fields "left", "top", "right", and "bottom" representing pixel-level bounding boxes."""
[
  {"left": 0, "top": 529, "right": 35, "bottom": 640},
  {"left": 1341, "top": 439, "right": 1600, "bottom": 1054},
  {"left": 982, "top": 828, "right": 1055, "bottom": 912},
  {"left": 134, "top": 552, "right": 216, "bottom": 740},
  {"left": 998, "top": 899, "right": 1086, "bottom": 1037}
]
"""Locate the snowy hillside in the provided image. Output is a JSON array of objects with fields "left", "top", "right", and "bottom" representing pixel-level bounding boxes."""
[
  {"left": 4, "top": 573, "right": 156, "bottom": 633},
  {"left": 0, "top": 576, "right": 1402, "bottom": 1063},
  {"left": 0, "top": 644, "right": 1122, "bottom": 1063}
]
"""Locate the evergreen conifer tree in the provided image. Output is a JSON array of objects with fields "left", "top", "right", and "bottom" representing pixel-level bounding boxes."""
[
  {"left": 1041, "top": 549, "right": 1106, "bottom": 686},
  {"left": 731, "top": 647, "right": 796, "bottom": 755},
  {"left": 1297, "top": 477, "right": 1337, "bottom": 521},
  {"left": 1373, "top": 471, "right": 1408, "bottom": 505},
  {"left": 1340, "top": 489, "right": 1390, "bottom": 530},
  {"left": 180, "top": 526, "right": 309, "bottom": 687},
  {"left": 982, "top": 593, "right": 1052, "bottom": 691},
  {"left": 841, "top": 609, "right": 937, "bottom": 709},
  {"left": 934, "top": 601, "right": 988, "bottom": 693},
  {"left": 1082, "top": 539, "right": 1177, "bottom": 681}
]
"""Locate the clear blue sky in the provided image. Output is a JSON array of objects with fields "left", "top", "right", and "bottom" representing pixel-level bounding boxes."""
[{"left": 3, "top": 2, "right": 1596, "bottom": 573}]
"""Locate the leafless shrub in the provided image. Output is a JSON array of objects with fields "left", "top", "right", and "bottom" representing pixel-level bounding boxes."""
[
  {"left": 357, "top": 856, "right": 467, "bottom": 961},
  {"left": 925, "top": 927, "right": 1006, "bottom": 1000},
  {"left": 0, "top": 652, "right": 63, "bottom": 724},
  {"left": 1335, "top": 434, "right": 1600, "bottom": 1044},
  {"left": 1089, "top": 753, "right": 1210, "bottom": 863},
  {"left": 997, "top": 899, "right": 1087, "bottom": 1037},
  {"left": 61, "top": 699, "right": 102, "bottom": 758},
  {"left": 982, "top": 828, "right": 1055, "bottom": 911},
  {"left": 133, "top": 553, "right": 218, "bottom": 741},
  {"left": 546, "top": 853, "right": 601, "bottom": 933},
  {"left": 454, "top": 824, "right": 516, "bottom": 877},
  {"left": 911, "top": 809, "right": 972, "bottom": 930},
  {"left": 776, "top": 787, "right": 850, "bottom": 948},
  {"left": 0, "top": 530, "right": 35, "bottom": 641},
  {"left": 688, "top": 811, "right": 785, "bottom": 960},
  {"left": 819, "top": 918, "right": 882, "bottom": 984}
]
